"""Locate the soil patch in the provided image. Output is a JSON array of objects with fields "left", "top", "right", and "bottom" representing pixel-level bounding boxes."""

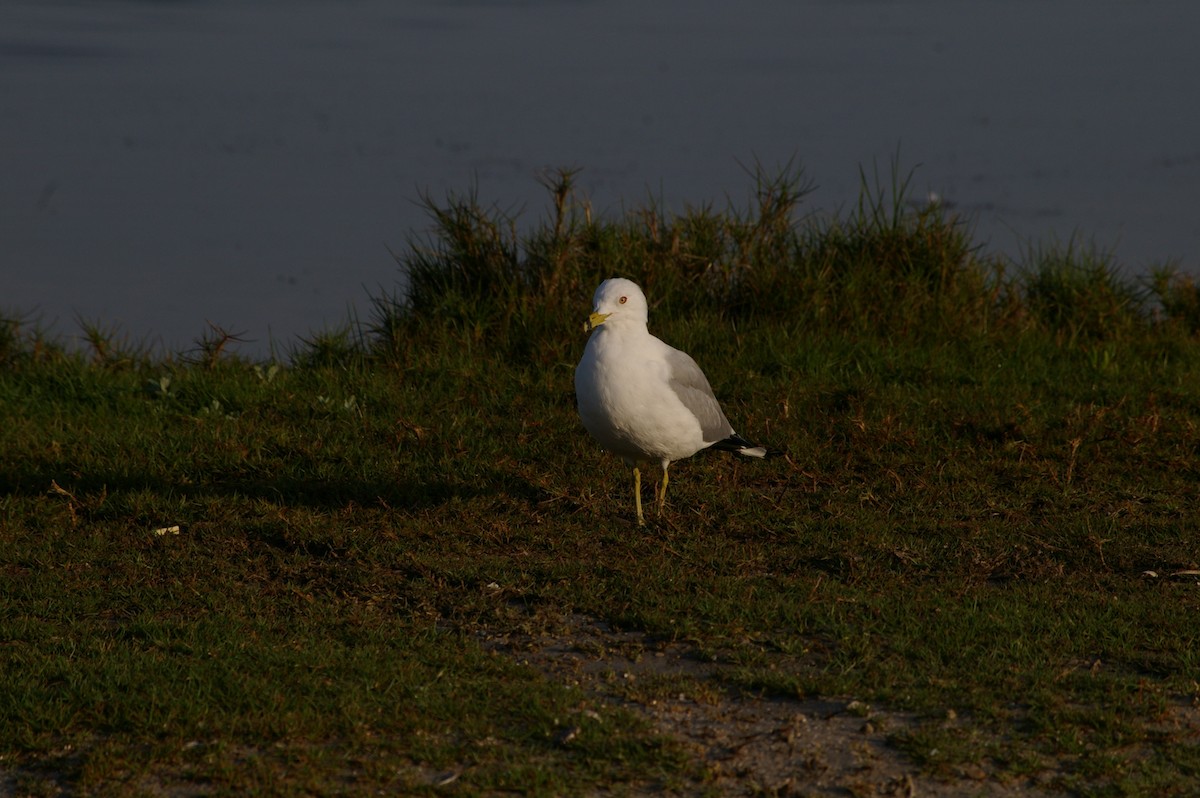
[{"left": 481, "top": 613, "right": 1060, "bottom": 796}]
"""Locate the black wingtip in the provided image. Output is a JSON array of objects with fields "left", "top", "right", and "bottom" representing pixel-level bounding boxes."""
[{"left": 710, "top": 433, "right": 783, "bottom": 459}]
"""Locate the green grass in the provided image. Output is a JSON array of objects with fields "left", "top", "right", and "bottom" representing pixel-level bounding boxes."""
[{"left": 3, "top": 165, "right": 1200, "bottom": 794}]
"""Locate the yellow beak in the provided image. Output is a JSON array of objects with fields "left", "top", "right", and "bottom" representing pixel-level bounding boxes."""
[{"left": 583, "top": 311, "right": 611, "bottom": 333}]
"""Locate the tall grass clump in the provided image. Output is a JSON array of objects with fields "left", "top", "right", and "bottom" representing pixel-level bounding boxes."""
[
  {"left": 1149, "top": 265, "right": 1200, "bottom": 335},
  {"left": 0, "top": 312, "right": 65, "bottom": 367},
  {"left": 364, "top": 161, "right": 1200, "bottom": 372},
  {"left": 370, "top": 169, "right": 596, "bottom": 364},
  {"left": 368, "top": 159, "right": 1006, "bottom": 370},
  {"left": 785, "top": 163, "right": 991, "bottom": 337},
  {"left": 398, "top": 186, "right": 524, "bottom": 321},
  {"left": 1015, "top": 237, "right": 1147, "bottom": 343},
  {"left": 74, "top": 315, "right": 161, "bottom": 369}
]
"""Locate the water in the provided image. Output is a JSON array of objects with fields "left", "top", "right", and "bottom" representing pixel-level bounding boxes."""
[{"left": 3, "top": 0, "right": 1198, "bottom": 357}]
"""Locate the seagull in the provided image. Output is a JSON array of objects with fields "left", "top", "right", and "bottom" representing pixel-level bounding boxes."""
[{"left": 574, "top": 278, "right": 778, "bottom": 524}]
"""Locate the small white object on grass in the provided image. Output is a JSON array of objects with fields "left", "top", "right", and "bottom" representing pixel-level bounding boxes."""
[{"left": 574, "top": 278, "right": 778, "bottom": 525}]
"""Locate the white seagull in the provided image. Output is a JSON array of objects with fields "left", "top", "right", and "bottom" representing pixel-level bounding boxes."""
[{"left": 574, "top": 278, "right": 778, "bottom": 524}]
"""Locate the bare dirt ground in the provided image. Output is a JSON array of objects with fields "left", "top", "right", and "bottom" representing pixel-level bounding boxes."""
[{"left": 480, "top": 613, "right": 1063, "bottom": 797}]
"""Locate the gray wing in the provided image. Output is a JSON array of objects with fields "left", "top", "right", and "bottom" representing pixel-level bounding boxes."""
[{"left": 664, "top": 347, "right": 734, "bottom": 442}]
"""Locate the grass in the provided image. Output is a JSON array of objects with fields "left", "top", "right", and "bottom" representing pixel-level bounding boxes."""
[{"left": 2, "top": 164, "right": 1200, "bottom": 795}]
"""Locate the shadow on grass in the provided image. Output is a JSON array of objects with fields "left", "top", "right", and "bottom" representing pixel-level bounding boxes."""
[{"left": 0, "top": 465, "right": 547, "bottom": 516}]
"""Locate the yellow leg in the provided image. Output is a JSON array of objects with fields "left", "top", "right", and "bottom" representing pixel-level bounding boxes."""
[
  {"left": 633, "top": 466, "right": 645, "bottom": 526},
  {"left": 657, "top": 468, "right": 669, "bottom": 514}
]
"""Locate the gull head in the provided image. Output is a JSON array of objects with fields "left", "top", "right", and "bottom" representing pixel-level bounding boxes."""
[{"left": 583, "top": 277, "right": 649, "bottom": 333}]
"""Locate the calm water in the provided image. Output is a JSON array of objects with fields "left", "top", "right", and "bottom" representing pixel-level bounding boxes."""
[{"left": 3, "top": 0, "right": 1199, "bottom": 356}]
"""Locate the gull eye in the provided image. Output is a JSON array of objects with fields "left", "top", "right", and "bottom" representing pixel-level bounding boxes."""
[{"left": 619, "top": 296, "right": 628, "bottom": 304}]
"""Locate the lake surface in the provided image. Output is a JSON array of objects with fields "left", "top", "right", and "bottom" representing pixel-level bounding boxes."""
[{"left": 3, "top": 0, "right": 1198, "bottom": 356}]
